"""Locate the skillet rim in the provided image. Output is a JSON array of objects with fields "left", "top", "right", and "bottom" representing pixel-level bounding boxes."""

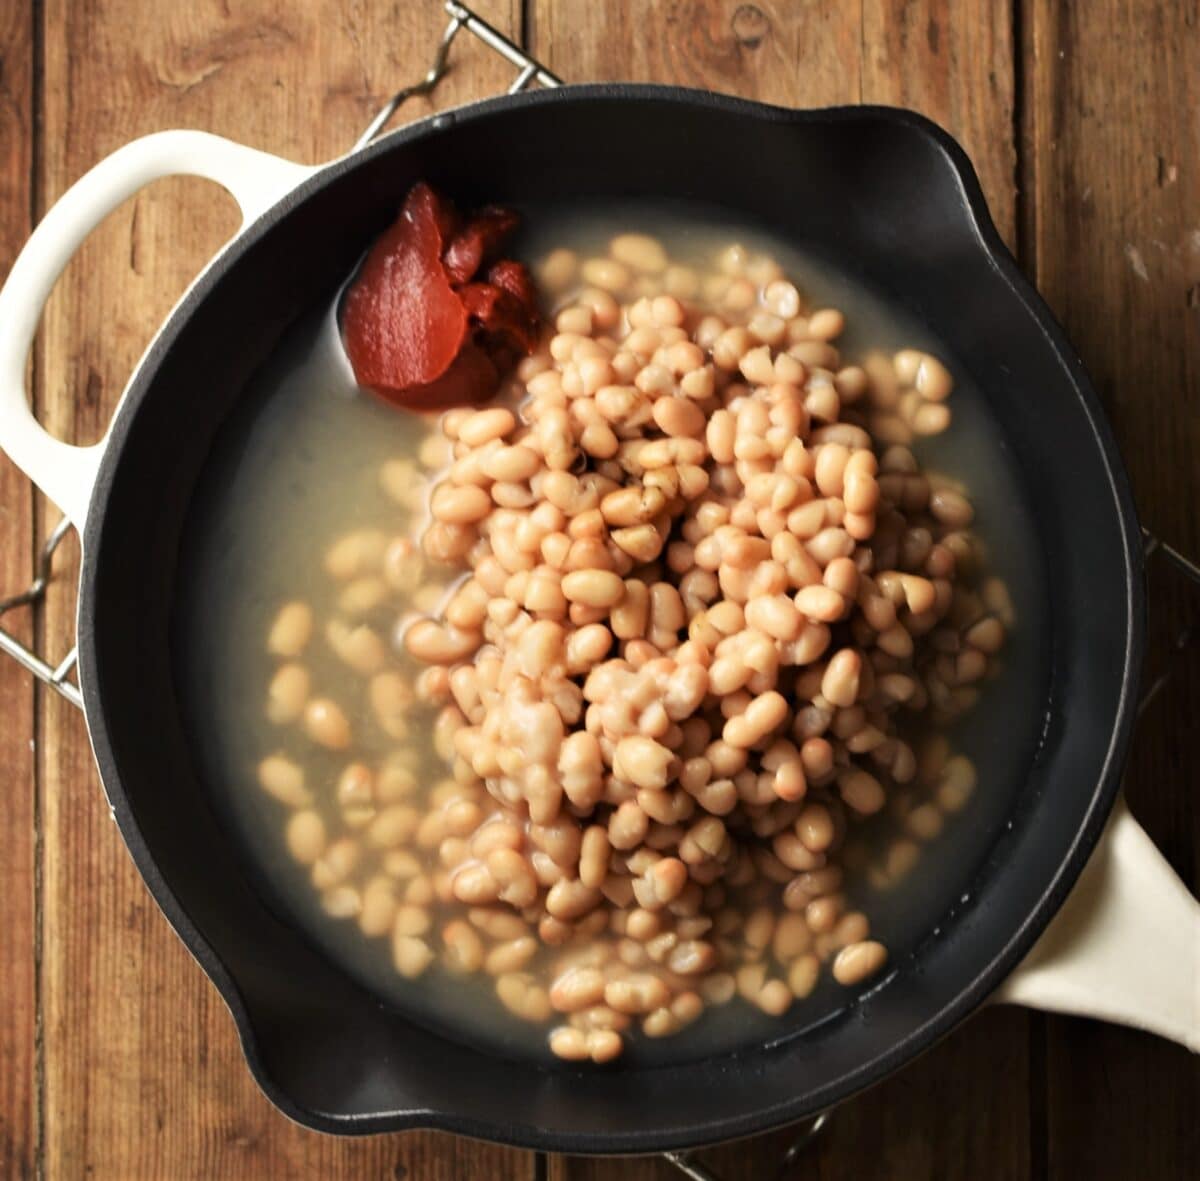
[{"left": 74, "top": 82, "right": 1145, "bottom": 1153}]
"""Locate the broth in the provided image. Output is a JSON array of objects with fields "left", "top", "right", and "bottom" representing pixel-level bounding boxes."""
[{"left": 174, "top": 202, "right": 1049, "bottom": 1066}]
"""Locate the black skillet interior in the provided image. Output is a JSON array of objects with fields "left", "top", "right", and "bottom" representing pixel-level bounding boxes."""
[{"left": 77, "top": 86, "right": 1142, "bottom": 1154}]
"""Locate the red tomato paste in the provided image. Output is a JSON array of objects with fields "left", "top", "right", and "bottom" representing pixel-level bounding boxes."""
[{"left": 341, "top": 183, "right": 540, "bottom": 410}]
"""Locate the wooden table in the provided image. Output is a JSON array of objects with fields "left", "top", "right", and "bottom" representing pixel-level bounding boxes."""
[{"left": 0, "top": 2, "right": 1196, "bottom": 1177}]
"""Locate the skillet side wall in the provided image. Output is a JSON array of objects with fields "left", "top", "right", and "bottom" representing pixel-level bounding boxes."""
[{"left": 76, "top": 89, "right": 1142, "bottom": 1152}]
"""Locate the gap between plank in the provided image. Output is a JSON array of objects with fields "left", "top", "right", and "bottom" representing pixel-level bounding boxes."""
[
  {"left": 520, "top": 0, "right": 534, "bottom": 58},
  {"left": 1013, "top": 0, "right": 1038, "bottom": 281},
  {"left": 1012, "top": 2, "right": 1048, "bottom": 1177},
  {"left": 1028, "top": 1014, "right": 1049, "bottom": 1181},
  {"left": 858, "top": 0, "right": 866, "bottom": 104},
  {"left": 29, "top": 0, "right": 47, "bottom": 1177}
]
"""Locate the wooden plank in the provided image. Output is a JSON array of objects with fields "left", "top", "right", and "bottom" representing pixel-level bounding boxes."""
[
  {"left": 529, "top": 0, "right": 863, "bottom": 106},
  {"left": 531, "top": 2, "right": 855, "bottom": 1174},
  {"left": 533, "top": 3, "right": 1026, "bottom": 1177},
  {"left": 0, "top": 3, "right": 38, "bottom": 1176},
  {"left": 550, "top": 1012, "right": 1032, "bottom": 1181},
  {"left": 845, "top": 10, "right": 1032, "bottom": 1180},
  {"left": 1023, "top": 2, "right": 1200, "bottom": 1178},
  {"left": 34, "top": 2, "right": 531, "bottom": 1178},
  {"left": 861, "top": 0, "right": 1017, "bottom": 249}
]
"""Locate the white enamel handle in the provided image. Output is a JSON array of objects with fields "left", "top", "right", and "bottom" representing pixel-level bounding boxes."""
[
  {"left": 0, "top": 130, "right": 315, "bottom": 527},
  {"left": 998, "top": 796, "right": 1200, "bottom": 1051}
]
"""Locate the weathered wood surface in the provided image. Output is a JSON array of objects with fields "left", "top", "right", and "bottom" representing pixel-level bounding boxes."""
[
  {"left": 0, "top": 6, "right": 37, "bottom": 1178},
  {"left": 30, "top": 1, "right": 530, "bottom": 1177},
  {"left": 0, "top": 0, "right": 1194, "bottom": 1177},
  {"left": 536, "top": 3, "right": 1029, "bottom": 1179},
  {"left": 1021, "top": 2, "right": 1200, "bottom": 1179}
]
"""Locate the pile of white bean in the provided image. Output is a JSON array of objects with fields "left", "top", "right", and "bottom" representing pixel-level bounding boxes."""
[{"left": 259, "top": 233, "right": 1009, "bottom": 1064}]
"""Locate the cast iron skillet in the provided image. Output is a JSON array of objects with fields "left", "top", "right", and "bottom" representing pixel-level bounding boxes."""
[{"left": 2, "top": 86, "right": 1145, "bottom": 1152}]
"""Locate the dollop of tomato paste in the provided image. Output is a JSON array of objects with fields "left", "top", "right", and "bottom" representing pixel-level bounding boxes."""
[{"left": 341, "top": 183, "right": 540, "bottom": 410}]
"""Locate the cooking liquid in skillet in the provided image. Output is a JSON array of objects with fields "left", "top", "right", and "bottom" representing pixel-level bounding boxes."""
[{"left": 174, "top": 203, "right": 1049, "bottom": 1067}]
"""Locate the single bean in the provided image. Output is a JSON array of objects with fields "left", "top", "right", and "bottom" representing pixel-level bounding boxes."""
[
  {"left": 605, "top": 973, "right": 671, "bottom": 1015},
  {"left": 405, "top": 620, "right": 482, "bottom": 664},
  {"left": 303, "top": 698, "right": 351, "bottom": 750},
  {"left": 912, "top": 402, "right": 951, "bottom": 435},
  {"left": 613, "top": 735, "right": 673, "bottom": 789},
  {"left": 285, "top": 810, "right": 326, "bottom": 865},
  {"left": 367, "top": 804, "right": 420, "bottom": 849},
  {"left": 458, "top": 407, "right": 516, "bottom": 447},
  {"left": 550, "top": 966, "right": 608, "bottom": 1012},
  {"left": 393, "top": 933, "right": 434, "bottom": 979},
  {"left": 579, "top": 826, "right": 611, "bottom": 889},
  {"left": 546, "top": 878, "right": 602, "bottom": 921},
  {"left": 832, "top": 940, "right": 888, "bottom": 986},
  {"left": 325, "top": 529, "right": 388, "bottom": 580},
  {"left": 538, "top": 248, "right": 578, "bottom": 292},
  {"left": 487, "top": 847, "right": 539, "bottom": 908},
  {"left": 610, "top": 232, "right": 668, "bottom": 272},
  {"left": 821, "top": 648, "right": 862, "bottom": 708},
  {"left": 788, "top": 954, "right": 820, "bottom": 998},
  {"left": 632, "top": 858, "right": 687, "bottom": 909},
  {"left": 267, "top": 602, "right": 313, "bottom": 657},
  {"left": 795, "top": 801, "right": 835, "bottom": 852},
  {"left": 561, "top": 569, "right": 626, "bottom": 608},
  {"left": 257, "top": 754, "right": 311, "bottom": 807},
  {"left": 838, "top": 767, "right": 887, "bottom": 814},
  {"left": 581, "top": 256, "right": 631, "bottom": 292},
  {"left": 442, "top": 919, "right": 485, "bottom": 974},
  {"left": 311, "top": 838, "right": 360, "bottom": 890},
  {"left": 723, "top": 691, "right": 788, "bottom": 748},
  {"left": 485, "top": 935, "right": 539, "bottom": 975},
  {"left": 795, "top": 584, "right": 845, "bottom": 622}
]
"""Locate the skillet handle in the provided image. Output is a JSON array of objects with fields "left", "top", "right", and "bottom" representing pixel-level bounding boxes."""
[
  {"left": 0, "top": 130, "right": 314, "bottom": 527},
  {"left": 996, "top": 796, "right": 1200, "bottom": 1051}
]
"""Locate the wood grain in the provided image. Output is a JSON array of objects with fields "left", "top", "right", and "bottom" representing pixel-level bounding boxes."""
[
  {"left": 861, "top": 0, "right": 1016, "bottom": 248},
  {"left": 0, "top": 0, "right": 1195, "bottom": 1177},
  {"left": 528, "top": 25, "right": 836, "bottom": 1181},
  {"left": 531, "top": 0, "right": 862, "bottom": 106},
  {"left": 0, "top": 4, "right": 36, "bottom": 1177},
  {"left": 33, "top": 1, "right": 530, "bottom": 1178},
  {"left": 552, "top": 1014, "right": 1034, "bottom": 1181},
  {"left": 531, "top": 3, "right": 1027, "bottom": 1177},
  {"left": 1023, "top": 2, "right": 1200, "bottom": 1178}
]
